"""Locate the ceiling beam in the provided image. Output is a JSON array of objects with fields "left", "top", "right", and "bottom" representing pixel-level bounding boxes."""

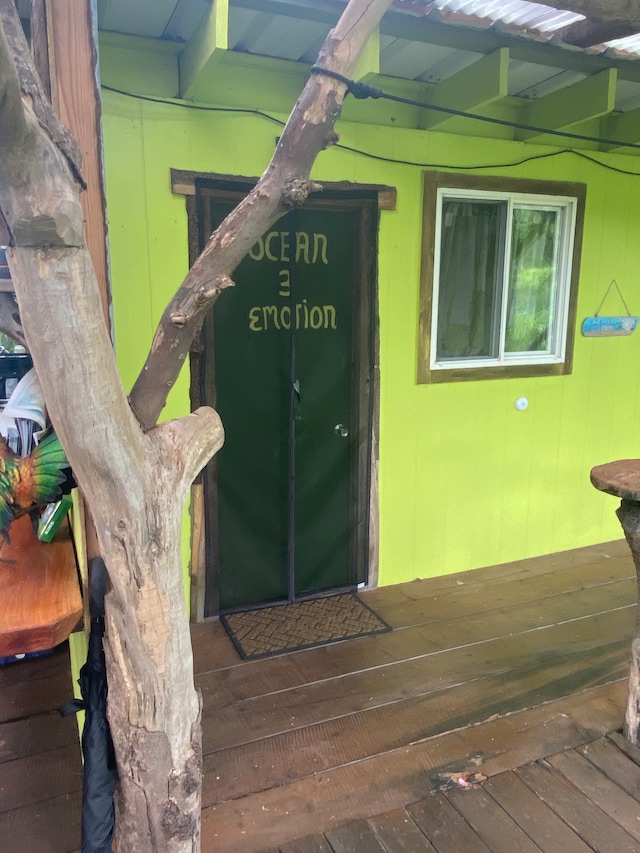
[
  {"left": 516, "top": 67, "right": 617, "bottom": 142},
  {"left": 179, "top": 0, "right": 229, "bottom": 99},
  {"left": 601, "top": 106, "right": 640, "bottom": 151},
  {"left": 383, "top": 14, "right": 640, "bottom": 84},
  {"left": 558, "top": 18, "right": 640, "bottom": 48},
  {"left": 235, "top": 0, "right": 640, "bottom": 84},
  {"left": 418, "top": 48, "right": 509, "bottom": 131}
]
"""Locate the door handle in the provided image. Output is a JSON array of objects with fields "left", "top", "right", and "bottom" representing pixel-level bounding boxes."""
[{"left": 334, "top": 424, "right": 349, "bottom": 438}]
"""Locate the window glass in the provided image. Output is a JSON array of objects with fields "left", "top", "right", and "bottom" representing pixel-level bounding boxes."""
[
  {"left": 436, "top": 199, "right": 506, "bottom": 360},
  {"left": 506, "top": 206, "right": 560, "bottom": 355},
  {"left": 419, "top": 173, "right": 585, "bottom": 383},
  {"left": 435, "top": 195, "right": 570, "bottom": 369}
]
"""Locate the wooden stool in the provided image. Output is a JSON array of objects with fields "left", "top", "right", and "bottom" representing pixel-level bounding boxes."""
[{"left": 591, "top": 459, "right": 640, "bottom": 743}]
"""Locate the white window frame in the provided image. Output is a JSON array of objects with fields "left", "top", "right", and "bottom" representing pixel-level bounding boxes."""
[{"left": 418, "top": 173, "right": 586, "bottom": 384}]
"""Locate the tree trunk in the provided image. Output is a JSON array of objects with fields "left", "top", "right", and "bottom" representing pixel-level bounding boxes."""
[
  {"left": 0, "top": 1, "right": 393, "bottom": 849},
  {"left": 8, "top": 244, "right": 224, "bottom": 851}
]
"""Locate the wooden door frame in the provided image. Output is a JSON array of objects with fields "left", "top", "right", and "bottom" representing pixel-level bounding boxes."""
[{"left": 173, "top": 170, "right": 395, "bottom": 621}]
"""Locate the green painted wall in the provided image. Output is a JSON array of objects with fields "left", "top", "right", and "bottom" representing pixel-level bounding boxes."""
[{"left": 100, "top": 36, "right": 640, "bottom": 594}]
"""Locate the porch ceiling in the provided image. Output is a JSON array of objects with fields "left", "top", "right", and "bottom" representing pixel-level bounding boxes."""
[{"left": 96, "top": 0, "right": 640, "bottom": 152}]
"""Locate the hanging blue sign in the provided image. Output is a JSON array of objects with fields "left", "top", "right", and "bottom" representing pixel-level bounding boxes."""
[{"left": 581, "top": 315, "right": 639, "bottom": 337}]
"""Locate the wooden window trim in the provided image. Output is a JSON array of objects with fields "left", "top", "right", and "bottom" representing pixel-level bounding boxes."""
[
  {"left": 418, "top": 171, "right": 586, "bottom": 384},
  {"left": 171, "top": 169, "right": 397, "bottom": 210}
]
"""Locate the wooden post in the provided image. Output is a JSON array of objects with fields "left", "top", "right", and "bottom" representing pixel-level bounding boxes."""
[
  {"left": 591, "top": 460, "right": 640, "bottom": 743},
  {"left": 31, "top": 0, "right": 111, "bottom": 326},
  {"left": 31, "top": 0, "right": 109, "bottom": 572}
]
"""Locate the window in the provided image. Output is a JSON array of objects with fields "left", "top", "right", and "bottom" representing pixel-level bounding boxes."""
[{"left": 418, "top": 173, "right": 586, "bottom": 383}]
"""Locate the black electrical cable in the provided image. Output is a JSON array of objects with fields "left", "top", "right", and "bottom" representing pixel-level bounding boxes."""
[
  {"left": 101, "top": 82, "right": 640, "bottom": 178},
  {"left": 310, "top": 65, "right": 640, "bottom": 152},
  {"left": 102, "top": 84, "right": 287, "bottom": 128}
]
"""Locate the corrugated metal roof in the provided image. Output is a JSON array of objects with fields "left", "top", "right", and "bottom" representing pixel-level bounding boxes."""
[
  {"left": 394, "top": 0, "right": 640, "bottom": 57},
  {"left": 430, "top": 0, "right": 584, "bottom": 33},
  {"left": 605, "top": 32, "right": 640, "bottom": 57},
  {"left": 394, "top": 0, "right": 584, "bottom": 32},
  {"left": 94, "top": 0, "right": 640, "bottom": 63}
]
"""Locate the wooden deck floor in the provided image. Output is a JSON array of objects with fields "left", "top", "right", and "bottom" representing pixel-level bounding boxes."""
[{"left": 1, "top": 537, "right": 638, "bottom": 852}]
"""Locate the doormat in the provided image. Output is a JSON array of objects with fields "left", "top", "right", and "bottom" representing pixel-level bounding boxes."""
[{"left": 220, "top": 592, "right": 392, "bottom": 660}]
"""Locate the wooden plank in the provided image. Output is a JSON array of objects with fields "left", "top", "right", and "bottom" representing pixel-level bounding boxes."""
[
  {"left": 196, "top": 576, "right": 635, "bottom": 709},
  {"left": 382, "top": 8, "right": 640, "bottom": 85},
  {"left": 325, "top": 819, "right": 389, "bottom": 852},
  {"left": 0, "top": 642, "right": 70, "bottom": 688},
  {"left": 0, "top": 789, "right": 81, "bottom": 853},
  {"left": 279, "top": 835, "right": 334, "bottom": 853},
  {"left": 0, "top": 710, "right": 78, "bottom": 762},
  {"left": 367, "top": 809, "right": 436, "bottom": 852},
  {"left": 0, "top": 516, "right": 82, "bottom": 657},
  {"left": 191, "top": 618, "right": 241, "bottom": 673},
  {"left": 547, "top": 748, "right": 640, "bottom": 842},
  {"left": 30, "top": 0, "right": 52, "bottom": 101},
  {"left": 201, "top": 604, "right": 633, "bottom": 753},
  {"left": 578, "top": 737, "right": 640, "bottom": 799},
  {"left": 419, "top": 48, "right": 509, "bottom": 131},
  {"left": 47, "top": 0, "right": 110, "bottom": 325},
  {"left": 367, "top": 538, "right": 631, "bottom": 601},
  {"left": 200, "top": 682, "right": 625, "bottom": 853},
  {"left": 603, "top": 107, "right": 640, "bottom": 152},
  {"left": 516, "top": 760, "right": 639, "bottom": 853},
  {"left": 446, "top": 784, "right": 548, "bottom": 853},
  {"left": 179, "top": 0, "right": 228, "bottom": 98},
  {"left": 171, "top": 169, "right": 398, "bottom": 211},
  {"left": 374, "top": 555, "right": 633, "bottom": 629},
  {"left": 0, "top": 743, "right": 82, "bottom": 814},
  {"left": 407, "top": 795, "right": 491, "bottom": 853},
  {"left": 483, "top": 770, "right": 593, "bottom": 853},
  {"left": 203, "top": 639, "right": 628, "bottom": 804},
  {"left": 607, "top": 730, "right": 640, "bottom": 766},
  {"left": 190, "top": 481, "right": 207, "bottom": 623},
  {"left": 364, "top": 549, "right": 631, "bottom": 614},
  {"left": 518, "top": 68, "right": 617, "bottom": 142},
  {"left": 0, "top": 665, "right": 75, "bottom": 722}
]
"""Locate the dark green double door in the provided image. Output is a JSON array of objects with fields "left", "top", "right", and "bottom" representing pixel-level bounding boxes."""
[{"left": 196, "top": 184, "right": 376, "bottom": 615}]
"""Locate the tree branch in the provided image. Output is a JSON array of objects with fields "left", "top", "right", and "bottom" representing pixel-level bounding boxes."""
[
  {"left": 128, "top": 0, "right": 394, "bottom": 430},
  {"left": 148, "top": 407, "right": 224, "bottom": 498}
]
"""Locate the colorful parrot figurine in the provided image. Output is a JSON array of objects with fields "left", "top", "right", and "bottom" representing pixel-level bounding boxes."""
[{"left": 0, "top": 431, "right": 69, "bottom": 542}]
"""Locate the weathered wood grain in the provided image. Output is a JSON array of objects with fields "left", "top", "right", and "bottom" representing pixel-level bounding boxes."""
[
  {"left": 483, "top": 770, "right": 593, "bottom": 853},
  {"left": 517, "top": 760, "right": 639, "bottom": 853},
  {"left": 446, "top": 784, "right": 547, "bottom": 853},
  {"left": 408, "top": 795, "right": 492, "bottom": 853},
  {"left": 367, "top": 810, "right": 436, "bottom": 852}
]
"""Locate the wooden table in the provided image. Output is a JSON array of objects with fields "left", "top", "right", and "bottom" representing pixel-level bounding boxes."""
[
  {"left": 0, "top": 513, "right": 82, "bottom": 658},
  {"left": 591, "top": 459, "right": 640, "bottom": 743}
]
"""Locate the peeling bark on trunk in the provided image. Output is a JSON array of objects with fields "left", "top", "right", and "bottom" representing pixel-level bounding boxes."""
[
  {"left": 0, "top": 1, "right": 392, "bottom": 849},
  {"left": 8, "top": 245, "right": 223, "bottom": 851}
]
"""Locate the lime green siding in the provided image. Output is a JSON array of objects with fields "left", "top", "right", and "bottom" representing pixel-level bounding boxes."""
[{"left": 100, "top": 36, "right": 640, "bottom": 593}]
